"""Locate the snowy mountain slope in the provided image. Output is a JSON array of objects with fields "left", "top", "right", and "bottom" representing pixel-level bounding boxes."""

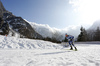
[
  {"left": 1, "top": 1, "right": 80, "bottom": 40},
  {"left": 28, "top": 22, "right": 65, "bottom": 41},
  {"left": 89, "top": 20, "right": 100, "bottom": 30},
  {"left": 0, "top": 1, "right": 43, "bottom": 39},
  {"left": 0, "top": 35, "right": 100, "bottom": 66},
  {"left": 3, "top": 12, "right": 43, "bottom": 39},
  {"left": 28, "top": 21, "right": 80, "bottom": 41}
]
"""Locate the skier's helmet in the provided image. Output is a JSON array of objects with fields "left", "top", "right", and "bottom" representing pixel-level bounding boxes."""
[
  {"left": 65, "top": 33, "right": 68, "bottom": 37},
  {"left": 65, "top": 33, "right": 67, "bottom": 35}
]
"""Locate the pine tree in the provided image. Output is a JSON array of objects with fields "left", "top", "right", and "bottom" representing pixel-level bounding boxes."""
[
  {"left": 64, "top": 37, "right": 68, "bottom": 42},
  {"left": 87, "top": 30, "right": 95, "bottom": 41},
  {"left": 94, "top": 27, "right": 100, "bottom": 41},
  {"left": 77, "top": 26, "right": 87, "bottom": 41}
]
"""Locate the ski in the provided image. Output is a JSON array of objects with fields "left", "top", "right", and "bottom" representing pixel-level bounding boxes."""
[{"left": 63, "top": 49, "right": 78, "bottom": 51}]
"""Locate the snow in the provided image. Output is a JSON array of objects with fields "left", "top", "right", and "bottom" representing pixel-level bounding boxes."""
[
  {"left": 0, "top": 35, "right": 62, "bottom": 49},
  {"left": 0, "top": 35, "right": 100, "bottom": 66}
]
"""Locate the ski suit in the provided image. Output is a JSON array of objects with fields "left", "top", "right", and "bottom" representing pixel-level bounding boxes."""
[{"left": 66, "top": 35, "right": 76, "bottom": 49}]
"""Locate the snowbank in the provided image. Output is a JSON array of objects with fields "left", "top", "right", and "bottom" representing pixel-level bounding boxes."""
[{"left": 0, "top": 35, "right": 63, "bottom": 49}]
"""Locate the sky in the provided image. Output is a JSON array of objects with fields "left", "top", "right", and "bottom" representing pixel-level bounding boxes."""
[{"left": 1, "top": 0, "right": 100, "bottom": 29}]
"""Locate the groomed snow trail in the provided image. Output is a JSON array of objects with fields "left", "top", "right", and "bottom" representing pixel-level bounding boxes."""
[{"left": 0, "top": 35, "right": 100, "bottom": 66}]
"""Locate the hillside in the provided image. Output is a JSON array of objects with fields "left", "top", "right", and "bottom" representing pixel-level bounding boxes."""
[
  {"left": 28, "top": 22, "right": 65, "bottom": 41},
  {"left": 89, "top": 20, "right": 100, "bottom": 30},
  {"left": 0, "top": 0, "right": 43, "bottom": 39},
  {"left": 0, "top": 1, "right": 80, "bottom": 42}
]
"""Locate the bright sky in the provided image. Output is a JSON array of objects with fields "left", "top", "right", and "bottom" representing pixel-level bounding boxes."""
[{"left": 2, "top": 0, "right": 100, "bottom": 29}]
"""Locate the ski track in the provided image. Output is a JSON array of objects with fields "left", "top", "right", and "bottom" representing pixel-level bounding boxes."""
[{"left": 0, "top": 36, "right": 100, "bottom": 66}]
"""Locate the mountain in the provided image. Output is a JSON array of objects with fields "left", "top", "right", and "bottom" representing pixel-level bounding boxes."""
[
  {"left": 84, "top": 20, "right": 100, "bottom": 41},
  {"left": 0, "top": 0, "right": 9, "bottom": 35},
  {"left": 0, "top": 0, "right": 7, "bottom": 17},
  {"left": 88, "top": 20, "right": 100, "bottom": 30},
  {"left": 0, "top": 1, "right": 43, "bottom": 39},
  {"left": 3, "top": 12, "right": 43, "bottom": 39},
  {"left": 28, "top": 22, "right": 65, "bottom": 42}
]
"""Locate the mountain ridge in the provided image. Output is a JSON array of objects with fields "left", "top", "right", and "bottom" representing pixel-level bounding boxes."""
[
  {"left": 89, "top": 20, "right": 100, "bottom": 30},
  {"left": 0, "top": 1, "right": 43, "bottom": 39}
]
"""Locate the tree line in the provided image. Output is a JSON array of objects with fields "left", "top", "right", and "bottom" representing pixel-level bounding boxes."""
[{"left": 77, "top": 26, "right": 100, "bottom": 41}]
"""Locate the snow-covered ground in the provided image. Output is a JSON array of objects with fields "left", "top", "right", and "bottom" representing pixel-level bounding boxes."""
[{"left": 0, "top": 35, "right": 100, "bottom": 66}]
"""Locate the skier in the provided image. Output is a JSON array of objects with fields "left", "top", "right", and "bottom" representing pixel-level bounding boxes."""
[{"left": 65, "top": 33, "right": 77, "bottom": 51}]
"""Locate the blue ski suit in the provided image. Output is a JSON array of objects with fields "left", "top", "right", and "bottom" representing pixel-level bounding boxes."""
[{"left": 66, "top": 35, "right": 76, "bottom": 48}]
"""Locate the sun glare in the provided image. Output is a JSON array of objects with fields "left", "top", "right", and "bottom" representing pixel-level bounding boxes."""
[{"left": 69, "top": 0, "right": 100, "bottom": 25}]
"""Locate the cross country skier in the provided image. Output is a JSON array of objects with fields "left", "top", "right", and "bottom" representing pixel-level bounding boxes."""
[{"left": 65, "top": 33, "right": 77, "bottom": 51}]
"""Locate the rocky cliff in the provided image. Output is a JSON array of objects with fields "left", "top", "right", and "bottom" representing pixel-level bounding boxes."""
[
  {"left": 0, "top": 1, "right": 43, "bottom": 39},
  {"left": 0, "top": 0, "right": 9, "bottom": 35}
]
